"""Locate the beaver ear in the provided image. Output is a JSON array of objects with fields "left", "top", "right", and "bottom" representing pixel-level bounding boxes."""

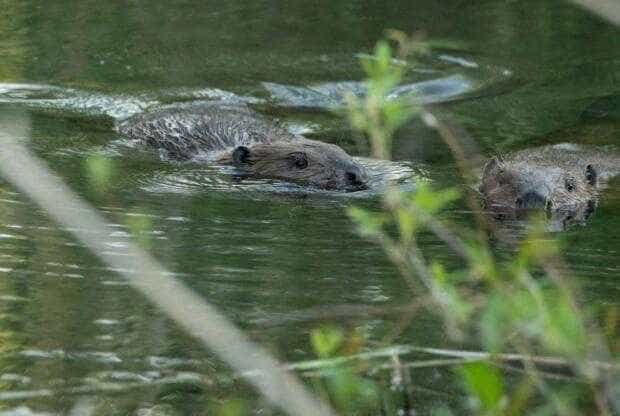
[
  {"left": 585, "top": 164, "right": 597, "bottom": 187},
  {"left": 482, "top": 157, "right": 499, "bottom": 177},
  {"left": 232, "top": 146, "right": 251, "bottom": 165}
]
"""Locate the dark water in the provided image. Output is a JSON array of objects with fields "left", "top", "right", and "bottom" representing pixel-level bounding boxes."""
[{"left": 0, "top": 0, "right": 619, "bottom": 414}]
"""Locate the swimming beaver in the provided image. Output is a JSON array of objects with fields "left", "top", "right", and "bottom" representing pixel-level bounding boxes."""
[
  {"left": 480, "top": 143, "right": 619, "bottom": 230},
  {"left": 118, "top": 104, "right": 368, "bottom": 191}
]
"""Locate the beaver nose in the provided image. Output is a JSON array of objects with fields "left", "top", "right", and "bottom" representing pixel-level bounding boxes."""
[
  {"left": 345, "top": 166, "right": 367, "bottom": 188},
  {"left": 516, "top": 191, "right": 546, "bottom": 210}
]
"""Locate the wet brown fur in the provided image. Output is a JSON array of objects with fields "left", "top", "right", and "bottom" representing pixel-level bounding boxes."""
[
  {"left": 480, "top": 144, "right": 619, "bottom": 230},
  {"left": 118, "top": 104, "right": 368, "bottom": 191}
]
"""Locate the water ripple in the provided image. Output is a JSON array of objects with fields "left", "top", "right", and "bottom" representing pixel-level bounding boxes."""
[
  {"left": 0, "top": 83, "right": 260, "bottom": 121},
  {"left": 263, "top": 74, "right": 474, "bottom": 110},
  {"left": 136, "top": 157, "right": 423, "bottom": 199}
]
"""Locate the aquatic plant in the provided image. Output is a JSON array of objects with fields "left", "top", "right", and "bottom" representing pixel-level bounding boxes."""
[{"left": 313, "top": 31, "right": 620, "bottom": 415}]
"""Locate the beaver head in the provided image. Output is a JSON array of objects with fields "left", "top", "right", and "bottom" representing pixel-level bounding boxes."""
[
  {"left": 222, "top": 138, "right": 368, "bottom": 191},
  {"left": 479, "top": 156, "right": 599, "bottom": 230}
]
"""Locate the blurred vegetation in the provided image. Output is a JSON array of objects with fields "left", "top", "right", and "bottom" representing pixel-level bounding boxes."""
[
  {"left": 85, "top": 154, "right": 114, "bottom": 194},
  {"left": 9, "top": 27, "right": 616, "bottom": 416},
  {"left": 301, "top": 32, "right": 620, "bottom": 416},
  {"left": 2, "top": 0, "right": 619, "bottom": 412}
]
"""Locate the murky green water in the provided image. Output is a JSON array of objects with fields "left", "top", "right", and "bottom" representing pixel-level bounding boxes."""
[{"left": 0, "top": 0, "right": 619, "bottom": 414}]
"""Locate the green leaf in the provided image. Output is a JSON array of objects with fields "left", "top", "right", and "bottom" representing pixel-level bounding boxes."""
[
  {"left": 125, "top": 213, "right": 153, "bottom": 249},
  {"left": 412, "top": 184, "right": 461, "bottom": 214},
  {"left": 374, "top": 41, "right": 392, "bottom": 74},
  {"left": 347, "top": 207, "right": 385, "bottom": 237},
  {"left": 430, "top": 262, "right": 473, "bottom": 328},
  {"left": 85, "top": 154, "right": 114, "bottom": 192},
  {"left": 311, "top": 326, "right": 344, "bottom": 358},
  {"left": 328, "top": 369, "right": 378, "bottom": 413},
  {"left": 542, "top": 293, "right": 586, "bottom": 357},
  {"left": 383, "top": 99, "right": 416, "bottom": 132},
  {"left": 466, "top": 244, "right": 497, "bottom": 282},
  {"left": 459, "top": 362, "right": 505, "bottom": 412},
  {"left": 396, "top": 207, "right": 417, "bottom": 245},
  {"left": 480, "top": 294, "right": 511, "bottom": 352},
  {"left": 516, "top": 216, "right": 560, "bottom": 268},
  {"left": 481, "top": 291, "right": 542, "bottom": 352}
]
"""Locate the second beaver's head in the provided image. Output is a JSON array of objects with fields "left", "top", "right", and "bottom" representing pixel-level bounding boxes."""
[
  {"left": 479, "top": 157, "right": 599, "bottom": 230},
  {"left": 224, "top": 138, "right": 368, "bottom": 191}
]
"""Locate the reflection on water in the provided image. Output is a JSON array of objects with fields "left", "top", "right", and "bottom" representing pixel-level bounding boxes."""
[
  {"left": 0, "top": 0, "right": 619, "bottom": 413},
  {"left": 263, "top": 74, "right": 480, "bottom": 110}
]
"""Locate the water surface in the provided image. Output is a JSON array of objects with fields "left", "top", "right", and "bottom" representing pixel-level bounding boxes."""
[{"left": 0, "top": 0, "right": 619, "bottom": 414}]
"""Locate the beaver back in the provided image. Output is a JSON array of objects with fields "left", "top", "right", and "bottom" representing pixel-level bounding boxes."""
[{"left": 118, "top": 104, "right": 295, "bottom": 160}]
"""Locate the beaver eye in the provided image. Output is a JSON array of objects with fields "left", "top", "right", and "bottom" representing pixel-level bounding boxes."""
[
  {"left": 288, "top": 152, "right": 308, "bottom": 169},
  {"left": 545, "top": 200, "right": 553, "bottom": 219},
  {"left": 585, "top": 164, "right": 597, "bottom": 186},
  {"left": 564, "top": 177, "right": 576, "bottom": 192}
]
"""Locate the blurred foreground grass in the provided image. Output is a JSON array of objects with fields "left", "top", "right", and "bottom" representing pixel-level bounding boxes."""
[{"left": 320, "top": 32, "right": 618, "bottom": 416}]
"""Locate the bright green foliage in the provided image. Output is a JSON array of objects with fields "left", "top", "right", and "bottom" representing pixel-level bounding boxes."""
[
  {"left": 326, "top": 369, "right": 379, "bottom": 414},
  {"left": 360, "top": 41, "right": 403, "bottom": 93},
  {"left": 345, "top": 32, "right": 424, "bottom": 159},
  {"left": 309, "top": 327, "right": 380, "bottom": 414},
  {"left": 215, "top": 400, "right": 248, "bottom": 416},
  {"left": 465, "top": 243, "right": 498, "bottom": 283},
  {"left": 514, "top": 215, "right": 561, "bottom": 269},
  {"left": 430, "top": 261, "right": 474, "bottom": 331},
  {"left": 459, "top": 362, "right": 506, "bottom": 414},
  {"left": 346, "top": 206, "right": 387, "bottom": 238},
  {"left": 336, "top": 33, "right": 615, "bottom": 415},
  {"left": 542, "top": 294, "right": 587, "bottom": 357},
  {"left": 311, "top": 326, "right": 345, "bottom": 359},
  {"left": 349, "top": 184, "right": 460, "bottom": 248},
  {"left": 84, "top": 154, "right": 114, "bottom": 193},
  {"left": 125, "top": 213, "right": 153, "bottom": 249},
  {"left": 480, "top": 292, "right": 524, "bottom": 352},
  {"left": 410, "top": 183, "right": 461, "bottom": 215}
]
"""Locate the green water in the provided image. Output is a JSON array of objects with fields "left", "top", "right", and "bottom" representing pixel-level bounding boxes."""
[{"left": 0, "top": 0, "right": 619, "bottom": 414}]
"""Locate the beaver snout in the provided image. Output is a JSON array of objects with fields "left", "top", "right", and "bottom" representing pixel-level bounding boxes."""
[
  {"left": 345, "top": 165, "right": 369, "bottom": 191},
  {"left": 346, "top": 168, "right": 365, "bottom": 186},
  {"left": 516, "top": 191, "right": 547, "bottom": 210},
  {"left": 515, "top": 190, "right": 554, "bottom": 220}
]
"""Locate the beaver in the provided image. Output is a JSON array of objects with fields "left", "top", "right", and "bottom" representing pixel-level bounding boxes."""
[
  {"left": 118, "top": 104, "right": 368, "bottom": 191},
  {"left": 479, "top": 143, "right": 619, "bottom": 230}
]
